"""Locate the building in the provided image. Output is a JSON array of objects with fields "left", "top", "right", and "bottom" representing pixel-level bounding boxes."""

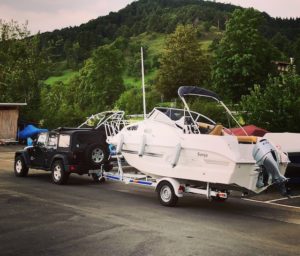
[
  {"left": 273, "top": 58, "right": 295, "bottom": 72},
  {"left": 0, "top": 103, "right": 27, "bottom": 143}
]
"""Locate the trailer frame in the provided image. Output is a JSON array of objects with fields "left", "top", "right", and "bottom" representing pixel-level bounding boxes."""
[{"left": 97, "top": 155, "right": 228, "bottom": 207}]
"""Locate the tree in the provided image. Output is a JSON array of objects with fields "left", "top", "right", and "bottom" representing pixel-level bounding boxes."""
[
  {"left": 77, "top": 44, "right": 125, "bottom": 114},
  {"left": 212, "top": 8, "right": 279, "bottom": 101},
  {"left": 40, "top": 44, "right": 125, "bottom": 128},
  {"left": 293, "top": 37, "right": 300, "bottom": 74},
  {"left": 115, "top": 87, "right": 160, "bottom": 114},
  {"left": 0, "top": 20, "right": 50, "bottom": 121},
  {"left": 40, "top": 78, "right": 84, "bottom": 128},
  {"left": 240, "top": 70, "right": 300, "bottom": 132},
  {"left": 156, "top": 24, "right": 210, "bottom": 100},
  {"left": 270, "top": 32, "right": 292, "bottom": 58}
]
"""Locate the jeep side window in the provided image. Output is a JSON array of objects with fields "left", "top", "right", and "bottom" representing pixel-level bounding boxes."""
[
  {"left": 58, "top": 134, "right": 70, "bottom": 148},
  {"left": 47, "top": 134, "right": 58, "bottom": 149},
  {"left": 36, "top": 133, "right": 48, "bottom": 147}
]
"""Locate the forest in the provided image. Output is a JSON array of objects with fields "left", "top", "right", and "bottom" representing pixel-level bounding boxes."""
[{"left": 1, "top": 0, "right": 300, "bottom": 132}]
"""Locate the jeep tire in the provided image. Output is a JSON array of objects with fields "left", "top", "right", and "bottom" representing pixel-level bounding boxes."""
[
  {"left": 86, "top": 143, "right": 109, "bottom": 167},
  {"left": 51, "top": 160, "right": 69, "bottom": 185},
  {"left": 14, "top": 156, "right": 29, "bottom": 177}
]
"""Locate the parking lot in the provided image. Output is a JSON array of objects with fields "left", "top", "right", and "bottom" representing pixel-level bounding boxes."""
[{"left": 0, "top": 146, "right": 300, "bottom": 256}]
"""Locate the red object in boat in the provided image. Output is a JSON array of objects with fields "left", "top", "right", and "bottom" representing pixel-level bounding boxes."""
[{"left": 229, "top": 125, "right": 268, "bottom": 137}]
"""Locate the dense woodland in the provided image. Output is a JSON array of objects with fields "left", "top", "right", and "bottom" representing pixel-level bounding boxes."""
[{"left": 1, "top": 0, "right": 300, "bottom": 132}]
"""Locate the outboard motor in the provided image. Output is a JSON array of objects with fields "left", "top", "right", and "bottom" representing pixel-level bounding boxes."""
[{"left": 252, "top": 139, "right": 288, "bottom": 195}]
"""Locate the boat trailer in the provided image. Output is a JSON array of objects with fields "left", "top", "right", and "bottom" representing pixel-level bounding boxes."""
[
  {"left": 97, "top": 155, "right": 228, "bottom": 207},
  {"left": 91, "top": 110, "right": 228, "bottom": 207}
]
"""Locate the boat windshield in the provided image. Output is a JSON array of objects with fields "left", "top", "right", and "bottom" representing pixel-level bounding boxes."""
[{"left": 153, "top": 107, "right": 216, "bottom": 125}]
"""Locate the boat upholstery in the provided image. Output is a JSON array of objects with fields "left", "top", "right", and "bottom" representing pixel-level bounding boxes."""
[
  {"left": 198, "top": 122, "right": 213, "bottom": 130},
  {"left": 237, "top": 136, "right": 257, "bottom": 144},
  {"left": 209, "top": 125, "right": 223, "bottom": 136}
]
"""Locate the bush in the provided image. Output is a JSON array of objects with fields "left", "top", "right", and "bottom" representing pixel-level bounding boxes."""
[{"left": 240, "top": 71, "right": 300, "bottom": 132}]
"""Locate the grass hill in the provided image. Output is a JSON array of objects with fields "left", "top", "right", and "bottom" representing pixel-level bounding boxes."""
[
  {"left": 40, "top": 0, "right": 300, "bottom": 88},
  {"left": 44, "top": 24, "right": 221, "bottom": 88}
]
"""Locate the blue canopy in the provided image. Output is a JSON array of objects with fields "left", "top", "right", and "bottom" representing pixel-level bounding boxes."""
[{"left": 18, "top": 125, "right": 48, "bottom": 139}]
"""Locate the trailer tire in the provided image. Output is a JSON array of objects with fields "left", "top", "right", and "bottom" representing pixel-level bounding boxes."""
[
  {"left": 91, "top": 173, "right": 106, "bottom": 183},
  {"left": 211, "top": 196, "right": 227, "bottom": 202},
  {"left": 157, "top": 181, "right": 178, "bottom": 207}
]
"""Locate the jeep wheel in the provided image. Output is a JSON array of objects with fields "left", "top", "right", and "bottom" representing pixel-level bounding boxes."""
[
  {"left": 14, "top": 156, "right": 29, "bottom": 177},
  {"left": 51, "top": 160, "right": 69, "bottom": 185},
  {"left": 86, "top": 144, "right": 109, "bottom": 167}
]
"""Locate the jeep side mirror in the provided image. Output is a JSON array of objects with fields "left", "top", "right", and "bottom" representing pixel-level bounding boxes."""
[{"left": 32, "top": 139, "right": 37, "bottom": 146}]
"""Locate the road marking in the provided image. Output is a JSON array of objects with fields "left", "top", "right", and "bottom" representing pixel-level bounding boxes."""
[
  {"left": 242, "top": 197, "right": 300, "bottom": 210},
  {"left": 265, "top": 195, "right": 300, "bottom": 203}
]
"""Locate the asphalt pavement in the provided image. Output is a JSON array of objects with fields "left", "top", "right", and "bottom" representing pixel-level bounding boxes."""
[{"left": 0, "top": 146, "right": 299, "bottom": 256}]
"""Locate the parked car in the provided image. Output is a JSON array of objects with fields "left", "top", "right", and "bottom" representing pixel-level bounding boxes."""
[{"left": 14, "top": 126, "right": 111, "bottom": 184}]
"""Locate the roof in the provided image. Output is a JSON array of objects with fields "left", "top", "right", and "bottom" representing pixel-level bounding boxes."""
[
  {"left": 0, "top": 103, "right": 27, "bottom": 106},
  {"left": 53, "top": 127, "right": 94, "bottom": 134}
]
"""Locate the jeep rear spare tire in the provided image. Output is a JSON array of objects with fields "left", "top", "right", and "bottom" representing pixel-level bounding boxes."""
[{"left": 86, "top": 144, "right": 108, "bottom": 167}]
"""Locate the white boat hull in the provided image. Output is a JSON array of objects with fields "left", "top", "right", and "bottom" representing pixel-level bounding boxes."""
[{"left": 109, "top": 117, "right": 288, "bottom": 194}]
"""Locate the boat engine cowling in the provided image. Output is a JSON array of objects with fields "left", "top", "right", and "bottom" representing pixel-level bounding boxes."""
[{"left": 252, "top": 139, "right": 288, "bottom": 195}]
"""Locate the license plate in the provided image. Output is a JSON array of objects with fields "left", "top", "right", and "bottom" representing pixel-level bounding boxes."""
[{"left": 88, "top": 169, "right": 101, "bottom": 174}]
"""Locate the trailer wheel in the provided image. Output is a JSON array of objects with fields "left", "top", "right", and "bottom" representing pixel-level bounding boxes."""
[
  {"left": 211, "top": 196, "right": 227, "bottom": 202},
  {"left": 91, "top": 173, "right": 106, "bottom": 183},
  {"left": 157, "top": 181, "right": 178, "bottom": 207}
]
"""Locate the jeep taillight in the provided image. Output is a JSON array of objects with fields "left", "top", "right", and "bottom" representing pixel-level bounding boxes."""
[{"left": 69, "top": 165, "right": 77, "bottom": 171}]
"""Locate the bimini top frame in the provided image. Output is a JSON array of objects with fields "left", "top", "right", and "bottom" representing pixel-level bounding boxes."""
[
  {"left": 78, "top": 111, "right": 125, "bottom": 130},
  {"left": 178, "top": 86, "right": 248, "bottom": 136}
]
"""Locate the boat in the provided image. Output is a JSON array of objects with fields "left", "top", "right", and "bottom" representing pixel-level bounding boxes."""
[
  {"left": 228, "top": 124, "right": 300, "bottom": 180},
  {"left": 106, "top": 86, "right": 289, "bottom": 196}
]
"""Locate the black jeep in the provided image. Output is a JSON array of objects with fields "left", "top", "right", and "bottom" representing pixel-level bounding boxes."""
[{"left": 14, "top": 127, "right": 111, "bottom": 184}]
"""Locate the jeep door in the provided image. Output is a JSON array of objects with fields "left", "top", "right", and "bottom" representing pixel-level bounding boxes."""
[
  {"left": 29, "top": 132, "right": 48, "bottom": 167},
  {"left": 44, "top": 133, "right": 58, "bottom": 168}
]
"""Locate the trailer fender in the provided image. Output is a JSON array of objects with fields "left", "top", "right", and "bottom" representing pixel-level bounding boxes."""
[{"left": 156, "top": 178, "right": 183, "bottom": 198}]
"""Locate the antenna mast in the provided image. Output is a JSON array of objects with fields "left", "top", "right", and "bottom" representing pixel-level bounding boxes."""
[{"left": 141, "top": 47, "right": 146, "bottom": 119}]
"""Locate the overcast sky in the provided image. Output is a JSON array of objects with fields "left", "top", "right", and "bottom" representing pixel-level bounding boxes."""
[{"left": 0, "top": 0, "right": 299, "bottom": 34}]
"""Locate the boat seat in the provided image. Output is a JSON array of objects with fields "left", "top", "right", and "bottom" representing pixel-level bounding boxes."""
[
  {"left": 198, "top": 122, "right": 211, "bottom": 129},
  {"left": 198, "top": 122, "right": 214, "bottom": 134},
  {"left": 209, "top": 124, "right": 223, "bottom": 136},
  {"left": 237, "top": 136, "right": 257, "bottom": 144}
]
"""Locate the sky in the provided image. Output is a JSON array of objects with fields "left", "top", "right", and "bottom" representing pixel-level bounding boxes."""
[{"left": 0, "top": 0, "right": 299, "bottom": 34}]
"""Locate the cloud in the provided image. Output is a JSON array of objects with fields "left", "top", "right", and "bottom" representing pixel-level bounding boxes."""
[
  {"left": 0, "top": 0, "right": 298, "bottom": 35},
  {"left": 220, "top": 0, "right": 300, "bottom": 18},
  {"left": 0, "top": 0, "right": 134, "bottom": 34}
]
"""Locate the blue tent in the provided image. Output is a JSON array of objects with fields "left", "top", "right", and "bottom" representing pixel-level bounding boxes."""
[{"left": 18, "top": 125, "right": 48, "bottom": 140}]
